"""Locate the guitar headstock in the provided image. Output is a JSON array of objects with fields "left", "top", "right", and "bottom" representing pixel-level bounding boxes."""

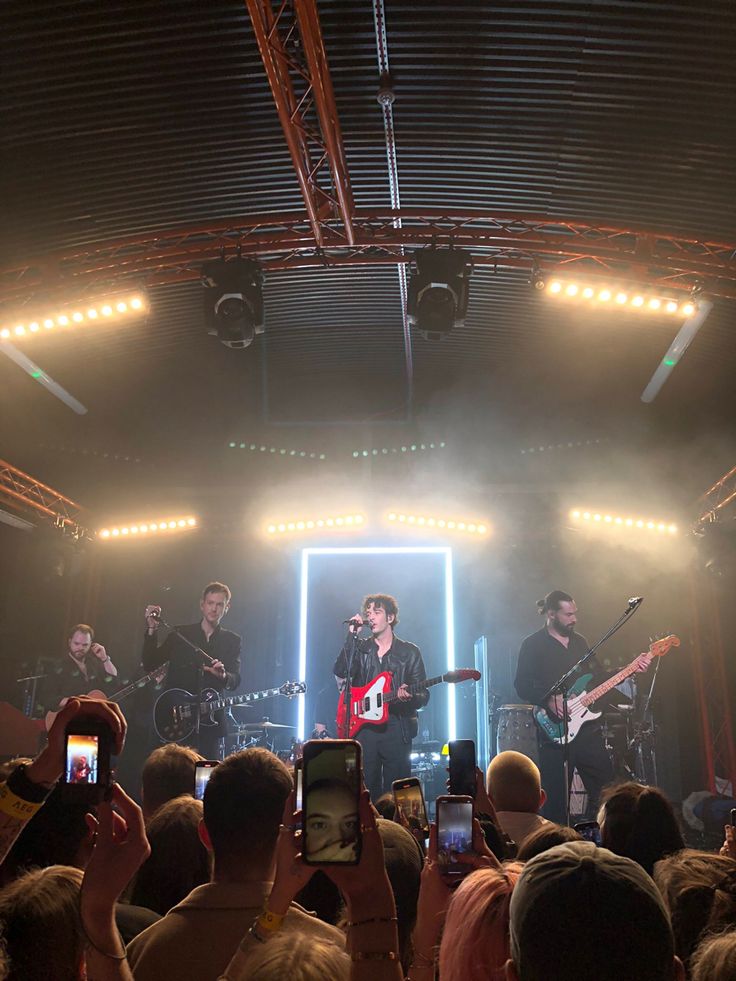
[
  {"left": 280, "top": 680, "right": 307, "bottom": 698},
  {"left": 445, "top": 669, "right": 481, "bottom": 684},
  {"left": 649, "top": 634, "right": 680, "bottom": 657}
]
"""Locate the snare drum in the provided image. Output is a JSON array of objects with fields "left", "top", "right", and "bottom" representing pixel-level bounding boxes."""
[{"left": 496, "top": 704, "right": 539, "bottom": 764}]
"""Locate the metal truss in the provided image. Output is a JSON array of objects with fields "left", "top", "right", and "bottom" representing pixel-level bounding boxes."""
[
  {"left": 244, "top": 0, "right": 355, "bottom": 246},
  {"left": 696, "top": 464, "right": 736, "bottom": 525},
  {"left": 2, "top": 210, "right": 735, "bottom": 308},
  {"left": 0, "top": 459, "right": 89, "bottom": 539}
]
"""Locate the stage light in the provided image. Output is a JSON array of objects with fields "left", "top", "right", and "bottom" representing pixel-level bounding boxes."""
[
  {"left": 544, "top": 279, "right": 698, "bottom": 318},
  {"left": 407, "top": 247, "right": 473, "bottom": 339},
  {"left": 570, "top": 509, "right": 678, "bottom": 534},
  {"left": 615, "top": 292, "right": 628, "bottom": 304},
  {"left": 351, "top": 441, "right": 446, "bottom": 458},
  {"left": 665, "top": 300, "right": 678, "bottom": 314},
  {"left": 0, "top": 293, "right": 148, "bottom": 341},
  {"left": 681, "top": 302, "right": 695, "bottom": 317},
  {"left": 565, "top": 284, "right": 579, "bottom": 296},
  {"left": 265, "top": 513, "right": 366, "bottom": 536},
  {"left": 98, "top": 516, "right": 197, "bottom": 541},
  {"left": 202, "top": 257, "right": 264, "bottom": 350},
  {"left": 582, "top": 287, "right": 594, "bottom": 299},
  {"left": 548, "top": 281, "right": 562, "bottom": 294},
  {"left": 299, "top": 546, "right": 456, "bottom": 739},
  {"left": 599, "top": 289, "right": 612, "bottom": 302},
  {"left": 227, "top": 441, "right": 326, "bottom": 460},
  {"left": 386, "top": 512, "right": 490, "bottom": 536}
]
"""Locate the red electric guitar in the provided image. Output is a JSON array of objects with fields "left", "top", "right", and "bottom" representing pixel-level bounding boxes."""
[{"left": 336, "top": 668, "right": 481, "bottom": 739}]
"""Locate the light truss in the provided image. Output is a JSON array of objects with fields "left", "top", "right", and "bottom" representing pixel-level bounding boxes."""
[
  {"left": 0, "top": 459, "right": 89, "bottom": 538},
  {"left": 2, "top": 210, "right": 736, "bottom": 306}
]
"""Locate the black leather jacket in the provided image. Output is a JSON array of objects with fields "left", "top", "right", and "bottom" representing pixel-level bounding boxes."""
[{"left": 334, "top": 633, "right": 429, "bottom": 740}]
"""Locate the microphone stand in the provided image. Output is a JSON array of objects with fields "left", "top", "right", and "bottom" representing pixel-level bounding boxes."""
[
  {"left": 630, "top": 653, "right": 662, "bottom": 785},
  {"left": 542, "top": 600, "right": 642, "bottom": 827},
  {"left": 342, "top": 622, "right": 367, "bottom": 739}
]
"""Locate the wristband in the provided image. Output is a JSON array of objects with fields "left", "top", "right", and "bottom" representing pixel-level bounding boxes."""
[
  {"left": 256, "top": 907, "right": 285, "bottom": 933},
  {"left": 6, "top": 763, "right": 54, "bottom": 803},
  {"left": 348, "top": 915, "right": 398, "bottom": 927},
  {"left": 0, "top": 781, "right": 47, "bottom": 822}
]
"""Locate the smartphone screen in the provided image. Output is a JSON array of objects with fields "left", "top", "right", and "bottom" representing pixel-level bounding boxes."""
[
  {"left": 392, "top": 778, "right": 429, "bottom": 835},
  {"left": 449, "top": 740, "right": 477, "bottom": 797},
  {"left": 437, "top": 795, "right": 474, "bottom": 874},
  {"left": 194, "top": 761, "right": 219, "bottom": 801},
  {"left": 294, "top": 760, "right": 303, "bottom": 810},
  {"left": 302, "top": 739, "right": 362, "bottom": 865},
  {"left": 730, "top": 808, "right": 736, "bottom": 827},
  {"left": 574, "top": 821, "right": 602, "bottom": 846},
  {"left": 65, "top": 733, "right": 100, "bottom": 784}
]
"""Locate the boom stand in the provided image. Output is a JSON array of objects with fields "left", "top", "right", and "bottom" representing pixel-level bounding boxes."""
[{"left": 542, "top": 599, "right": 642, "bottom": 826}]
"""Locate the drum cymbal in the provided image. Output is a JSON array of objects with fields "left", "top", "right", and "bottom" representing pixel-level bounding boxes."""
[{"left": 241, "top": 721, "right": 296, "bottom": 730}]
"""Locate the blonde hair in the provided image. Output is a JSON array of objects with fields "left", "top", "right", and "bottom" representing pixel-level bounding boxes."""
[
  {"left": 690, "top": 930, "right": 736, "bottom": 980},
  {"left": 0, "top": 865, "right": 84, "bottom": 980},
  {"left": 487, "top": 751, "right": 543, "bottom": 813},
  {"left": 439, "top": 863, "right": 523, "bottom": 981},
  {"left": 244, "top": 932, "right": 349, "bottom": 981}
]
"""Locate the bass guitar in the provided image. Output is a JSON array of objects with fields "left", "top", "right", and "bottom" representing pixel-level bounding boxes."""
[
  {"left": 153, "top": 680, "right": 306, "bottom": 743},
  {"left": 336, "top": 668, "right": 480, "bottom": 739},
  {"left": 533, "top": 634, "right": 679, "bottom": 745},
  {"left": 45, "top": 662, "right": 169, "bottom": 731}
]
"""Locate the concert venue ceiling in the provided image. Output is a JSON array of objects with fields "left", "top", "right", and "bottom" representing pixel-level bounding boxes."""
[{"left": 2, "top": 0, "right": 735, "bottom": 517}]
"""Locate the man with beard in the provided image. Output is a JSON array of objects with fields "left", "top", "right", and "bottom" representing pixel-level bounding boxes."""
[{"left": 514, "top": 590, "right": 651, "bottom": 822}]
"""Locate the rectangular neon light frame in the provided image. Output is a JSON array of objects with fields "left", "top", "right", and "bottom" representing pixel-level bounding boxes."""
[{"left": 298, "top": 546, "right": 456, "bottom": 740}]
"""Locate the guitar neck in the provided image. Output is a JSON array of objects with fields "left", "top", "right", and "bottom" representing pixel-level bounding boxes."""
[
  {"left": 580, "top": 661, "right": 640, "bottom": 707},
  {"left": 200, "top": 687, "right": 284, "bottom": 713},
  {"left": 381, "top": 673, "right": 445, "bottom": 704}
]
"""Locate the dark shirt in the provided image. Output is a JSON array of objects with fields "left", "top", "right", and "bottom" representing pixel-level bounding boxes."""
[
  {"left": 141, "top": 622, "right": 241, "bottom": 695},
  {"left": 333, "top": 634, "right": 429, "bottom": 717},
  {"left": 514, "top": 627, "right": 606, "bottom": 710},
  {"left": 39, "top": 654, "right": 116, "bottom": 715}
]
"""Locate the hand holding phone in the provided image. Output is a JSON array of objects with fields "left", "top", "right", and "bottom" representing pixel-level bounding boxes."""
[{"left": 574, "top": 820, "right": 602, "bottom": 846}]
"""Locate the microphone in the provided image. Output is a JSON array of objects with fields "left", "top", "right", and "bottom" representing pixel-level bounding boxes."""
[
  {"left": 343, "top": 618, "right": 371, "bottom": 627},
  {"left": 627, "top": 596, "right": 644, "bottom": 608}
]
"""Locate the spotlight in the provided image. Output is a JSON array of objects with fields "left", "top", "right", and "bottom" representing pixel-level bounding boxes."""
[
  {"left": 202, "top": 257, "right": 264, "bottom": 350},
  {"left": 97, "top": 516, "right": 197, "bottom": 541},
  {"left": 407, "top": 247, "right": 473, "bottom": 340}
]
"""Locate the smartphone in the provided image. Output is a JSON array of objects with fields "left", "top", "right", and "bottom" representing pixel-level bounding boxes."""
[
  {"left": 574, "top": 820, "right": 602, "bottom": 846},
  {"left": 448, "top": 739, "right": 477, "bottom": 798},
  {"left": 62, "top": 716, "right": 112, "bottom": 802},
  {"left": 194, "top": 760, "right": 219, "bottom": 801},
  {"left": 294, "top": 758, "right": 303, "bottom": 810},
  {"left": 436, "top": 794, "right": 474, "bottom": 876},
  {"left": 730, "top": 808, "right": 736, "bottom": 826},
  {"left": 302, "top": 738, "right": 362, "bottom": 866},
  {"left": 392, "top": 777, "right": 429, "bottom": 836}
]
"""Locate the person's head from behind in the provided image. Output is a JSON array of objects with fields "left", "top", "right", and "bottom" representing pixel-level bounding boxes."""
[
  {"left": 201, "top": 747, "right": 292, "bottom": 876},
  {"left": 0, "top": 865, "right": 84, "bottom": 981},
  {"left": 141, "top": 742, "right": 203, "bottom": 820},
  {"left": 375, "top": 818, "right": 423, "bottom": 970},
  {"left": 440, "top": 863, "right": 523, "bottom": 981},
  {"left": 516, "top": 823, "right": 582, "bottom": 862},
  {"left": 129, "top": 795, "right": 211, "bottom": 915},
  {"left": 653, "top": 849, "right": 736, "bottom": 970},
  {"left": 304, "top": 779, "right": 359, "bottom": 862},
  {"left": 598, "top": 781, "right": 684, "bottom": 875},
  {"left": 690, "top": 929, "right": 736, "bottom": 981},
  {"left": 507, "top": 841, "right": 684, "bottom": 981},
  {"left": 240, "top": 932, "right": 349, "bottom": 981},
  {"left": 374, "top": 792, "right": 396, "bottom": 820},
  {"left": 487, "top": 751, "right": 546, "bottom": 815}
]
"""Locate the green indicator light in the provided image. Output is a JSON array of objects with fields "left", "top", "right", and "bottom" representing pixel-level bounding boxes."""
[
  {"left": 663, "top": 358, "right": 676, "bottom": 366},
  {"left": 31, "top": 371, "right": 43, "bottom": 378}
]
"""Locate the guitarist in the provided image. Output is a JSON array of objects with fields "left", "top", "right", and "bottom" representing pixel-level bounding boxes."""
[
  {"left": 514, "top": 590, "right": 652, "bottom": 823},
  {"left": 143, "top": 581, "right": 241, "bottom": 758},
  {"left": 333, "top": 593, "right": 428, "bottom": 803},
  {"left": 40, "top": 623, "right": 119, "bottom": 717}
]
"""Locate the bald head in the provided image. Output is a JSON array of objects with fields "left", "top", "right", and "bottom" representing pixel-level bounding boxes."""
[{"left": 487, "top": 751, "right": 545, "bottom": 813}]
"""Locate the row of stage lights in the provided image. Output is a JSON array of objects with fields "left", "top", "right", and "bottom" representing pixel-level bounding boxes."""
[
  {"left": 545, "top": 280, "right": 697, "bottom": 318},
  {"left": 0, "top": 295, "right": 147, "bottom": 341},
  {"left": 352, "top": 443, "right": 446, "bottom": 458},
  {"left": 570, "top": 511, "right": 677, "bottom": 534},
  {"left": 387, "top": 512, "right": 488, "bottom": 535},
  {"left": 267, "top": 514, "right": 365, "bottom": 534},
  {"left": 98, "top": 517, "right": 197, "bottom": 539},
  {"left": 228, "top": 442, "right": 327, "bottom": 460}
]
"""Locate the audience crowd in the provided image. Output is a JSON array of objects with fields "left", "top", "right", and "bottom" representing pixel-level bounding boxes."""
[{"left": 0, "top": 703, "right": 735, "bottom": 981}]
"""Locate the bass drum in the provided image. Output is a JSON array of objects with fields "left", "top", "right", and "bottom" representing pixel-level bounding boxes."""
[{"left": 496, "top": 704, "right": 540, "bottom": 765}]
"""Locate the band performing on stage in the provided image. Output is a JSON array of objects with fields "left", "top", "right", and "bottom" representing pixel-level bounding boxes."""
[{"left": 28, "top": 581, "right": 676, "bottom": 826}]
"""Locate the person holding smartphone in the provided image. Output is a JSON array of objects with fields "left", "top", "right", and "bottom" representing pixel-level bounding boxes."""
[{"left": 333, "top": 594, "right": 429, "bottom": 803}]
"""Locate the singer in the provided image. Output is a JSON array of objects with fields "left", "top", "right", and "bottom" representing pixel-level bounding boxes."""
[
  {"left": 143, "top": 581, "right": 241, "bottom": 758},
  {"left": 333, "top": 593, "right": 428, "bottom": 802},
  {"left": 514, "top": 589, "right": 653, "bottom": 822}
]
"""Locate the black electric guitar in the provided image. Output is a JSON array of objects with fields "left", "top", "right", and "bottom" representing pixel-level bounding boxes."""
[
  {"left": 45, "top": 662, "right": 170, "bottom": 731},
  {"left": 153, "top": 680, "right": 306, "bottom": 743}
]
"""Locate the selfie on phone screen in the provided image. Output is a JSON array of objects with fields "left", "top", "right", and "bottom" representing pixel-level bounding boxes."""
[
  {"left": 303, "top": 739, "right": 362, "bottom": 864},
  {"left": 66, "top": 733, "right": 99, "bottom": 785}
]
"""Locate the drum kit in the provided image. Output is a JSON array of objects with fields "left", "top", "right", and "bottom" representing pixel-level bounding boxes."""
[{"left": 228, "top": 713, "right": 296, "bottom": 754}]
